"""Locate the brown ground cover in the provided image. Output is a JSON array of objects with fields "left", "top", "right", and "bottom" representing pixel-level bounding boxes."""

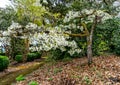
[{"left": 15, "top": 55, "right": 120, "bottom": 85}]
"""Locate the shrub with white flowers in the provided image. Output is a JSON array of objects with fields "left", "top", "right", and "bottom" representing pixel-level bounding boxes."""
[
  {"left": 29, "top": 29, "right": 81, "bottom": 56},
  {"left": 1, "top": 22, "right": 81, "bottom": 57}
]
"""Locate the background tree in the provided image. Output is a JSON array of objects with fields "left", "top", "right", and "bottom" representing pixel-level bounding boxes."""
[
  {"left": 12, "top": 0, "right": 49, "bottom": 26},
  {"left": 0, "top": 7, "right": 16, "bottom": 30}
]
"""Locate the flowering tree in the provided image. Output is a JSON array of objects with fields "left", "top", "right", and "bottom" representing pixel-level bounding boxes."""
[
  {"left": 0, "top": 22, "right": 81, "bottom": 61},
  {"left": 40, "top": 0, "right": 119, "bottom": 64},
  {"left": 62, "top": 9, "right": 112, "bottom": 64},
  {"left": 64, "top": 1, "right": 118, "bottom": 64}
]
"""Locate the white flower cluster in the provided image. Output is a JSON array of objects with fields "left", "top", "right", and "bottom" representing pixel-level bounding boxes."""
[
  {"left": 29, "top": 29, "right": 81, "bottom": 56},
  {"left": 68, "top": 48, "right": 81, "bottom": 56},
  {"left": 62, "top": 24, "right": 84, "bottom": 31},
  {"left": 63, "top": 11, "right": 80, "bottom": 23},
  {"left": 4, "top": 22, "right": 81, "bottom": 56},
  {"left": 0, "top": 37, "right": 10, "bottom": 46},
  {"left": 63, "top": 9, "right": 112, "bottom": 24},
  {"left": 26, "top": 23, "right": 38, "bottom": 30},
  {"left": 8, "top": 22, "right": 22, "bottom": 30},
  {"left": 5, "top": 22, "right": 42, "bottom": 38},
  {"left": 96, "top": 10, "right": 112, "bottom": 21},
  {"left": 2, "top": 31, "right": 10, "bottom": 36}
]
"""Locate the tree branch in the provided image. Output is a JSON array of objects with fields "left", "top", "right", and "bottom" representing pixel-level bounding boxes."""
[
  {"left": 64, "top": 22, "right": 89, "bottom": 37},
  {"left": 103, "top": 0, "right": 108, "bottom": 5}
]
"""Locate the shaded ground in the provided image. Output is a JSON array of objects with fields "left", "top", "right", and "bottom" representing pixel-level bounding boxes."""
[
  {"left": 0, "top": 58, "right": 43, "bottom": 78},
  {"left": 15, "top": 55, "right": 120, "bottom": 85},
  {"left": 0, "top": 59, "right": 44, "bottom": 85}
]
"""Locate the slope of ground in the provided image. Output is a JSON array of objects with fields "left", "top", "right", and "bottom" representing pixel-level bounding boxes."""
[{"left": 15, "top": 55, "right": 120, "bottom": 85}]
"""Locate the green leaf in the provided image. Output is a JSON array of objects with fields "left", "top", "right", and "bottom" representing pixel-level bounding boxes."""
[{"left": 16, "top": 75, "right": 25, "bottom": 81}]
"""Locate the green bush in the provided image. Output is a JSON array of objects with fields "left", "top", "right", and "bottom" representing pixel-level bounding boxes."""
[
  {"left": 95, "top": 18, "right": 120, "bottom": 55},
  {"left": 111, "top": 28, "right": 120, "bottom": 55},
  {"left": 27, "top": 52, "right": 42, "bottom": 62},
  {"left": 50, "top": 49, "right": 65, "bottom": 60},
  {"left": 49, "top": 48, "right": 74, "bottom": 61},
  {"left": 0, "top": 56, "right": 9, "bottom": 71},
  {"left": 10, "top": 37, "right": 25, "bottom": 59},
  {"left": 27, "top": 53, "right": 36, "bottom": 61},
  {"left": 15, "top": 55, "right": 23, "bottom": 63},
  {"left": 34, "top": 52, "right": 42, "bottom": 59}
]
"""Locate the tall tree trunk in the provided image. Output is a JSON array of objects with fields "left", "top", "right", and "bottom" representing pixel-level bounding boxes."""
[
  {"left": 87, "top": 28, "right": 94, "bottom": 65},
  {"left": 87, "top": 15, "right": 98, "bottom": 65},
  {"left": 87, "top": 35, "right": 93, "bottom": 65}
]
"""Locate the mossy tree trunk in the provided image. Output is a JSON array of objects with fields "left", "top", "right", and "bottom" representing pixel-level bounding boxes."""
[
  {"left": 64, "top": 16, "right": 98, "bottom": 65},
  {"left": 87, "top": 31, "right": 93, "bottom": 65},
  {"left": 87, "top": 15, "right": 97, "bottom": 65},
  {"left": 23, "top": 38, "right": 29, "bottom": 62}
]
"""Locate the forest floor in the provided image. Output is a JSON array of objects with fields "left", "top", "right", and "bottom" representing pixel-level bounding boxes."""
[{"left": 15, "top": 55, "right": 120, "bottom": 85}]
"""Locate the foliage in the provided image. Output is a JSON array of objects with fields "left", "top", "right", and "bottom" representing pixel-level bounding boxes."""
[
  {"left": 6, "top": 22, "right": 81, "bottom": 58},
  {"left": 40, "top": 0, "right": 73, "bottom": 16},
  {"left": 83, "top": 76, "right": 92, "bottom": 85},
  {"left": 12, "top": 0, "right": 49, "bottom": 26},
  {"left": 0, "top": 56, "right": 9, "bottom": 71},
  {"left": 111, "top": 18, "right": 120, "bottom": 55},
  {"left": 15, "top": 55, "right": 23, "bottom": 63},
  {"left": 49, "top": 49, "right": 64, "bottom": 60},
  {"left": 93, "top": 32, "right": 109, "bottom": 55},
  {"left": 34, "top": 52, "right": 42, "bottom": 59},
  {"left": 10, "top": 37, "right": 25, "bottom": 58},
  {"left": 27, "top": 53, "right": 37, "bottom": 61},
  {"left": 28, "top": 81, "right": 38, "bottom": 85},
  {"left": 93, "top": 40, "right": 109, "bottom": 55},
  {"left": 49, "top": 46, "right": 81, "bottom": 61},
  {"left": 93, "top": 18, "right": 120, "bottom": 55},
  {"left": 0, "top": 7, "right": 16, "bottom": 30},
  {"left": 27, "top": 52, "right": 41, "bottom": 61},
  {"left": 16, "top": 75, "right": 25, "bottom": 81}
]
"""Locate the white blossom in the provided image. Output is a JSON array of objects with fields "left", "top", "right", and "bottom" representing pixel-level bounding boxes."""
[{"left": 26, "top": 23, "right": 38, "bottom": 30}]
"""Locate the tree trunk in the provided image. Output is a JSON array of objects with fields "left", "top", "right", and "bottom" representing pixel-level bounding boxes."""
[
  {"left": 10, "top": 36, "right": 16, "bottom": 60},
  {"left": 5, "top": 45, "right": 10, "bottom": 57},
  {"left": 87, "top": 34, "right": 93, "bottom": 65},
  {"left": 23, "top": 38, "right": 29, "bottom": 62},
  {"left": 87, "top": 16, "right": 97, "bottom": 65}
]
